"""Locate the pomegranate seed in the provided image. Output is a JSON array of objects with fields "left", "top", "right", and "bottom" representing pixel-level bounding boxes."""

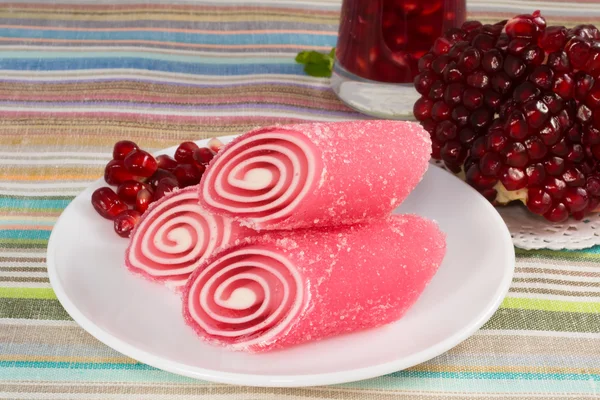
[
  {"left": 527, "top": 188, "right": 552, "bottom": 215},
  {"left": 528, "top": 66, "right": 554, "bottom": 90},
  {"left": 432, "top": 55, "right": 451, "bottom": 75},
  {"left": 466, "top": 71, "right": 490, "bottom": 89},
  {"left": 91, "top": 187, "right": 128, "bottom": 220},
  {"left": 504, "top": 55, "right": 526, "bottom": 79},
  {"left": 480, "top": 152, "right": 502, "bottom": 177},
  {"left": 471, "top": 137, "right": 487, "bottom": 159},
  {"left": 112, "top": 140, "right": 138, "bottom": 161},
  {"left": 544, "top": 156, "right": 565, "bottom": 176},
  {"left": 431, "top": 141, "right": 442, "bottom": 159},
  {"left": 513, "top": 82, "right": 540, "bottom": 104},
  {"left": 114, "top": 209, "right": 142, "bottom": 238},
  {"left": 154, "top": 178, "right": 178, "bottom": 201},
  {"left": 441, "top": 141, "right": 466, "bottom": 167},
  {"left": 418, "top": 54, "right": 435, "bottom": 72},
  {"left": 507, "top": 38, "right": 530, "bottom": 56},
  {"left": 472, "top": 34, "right": 495, "bottom": 51},
  {"left": 457, "top": 47, "right": 481, "bottom": 72},
  {"left": 481, "top": 49, "right": 503, "bottom": 73},
  {"left": 469, "top": 108, "right": 492, "bottom": 130},
  {"left": 432, "top": 37, "right": 452, "bottom": 56},
  {"left": 484, "top": 90, "right": 502, "bottom": 109},
  {"left": 459, "top": 128, "right": 477, "bottom": 145},
  {"left": 487, "top": 130, "right": 509, "bottom": 153},
  {"left": 462, "top": 88, "right": 483, "bottom": 110},
  {"left": 539, "top": 26, "right": 568, "bottom": 53},
  {"left": 523, "top": 100, "right": 550, "bottom": 129},
  {"left": 174, "top": 142, "right": 200, "bottom": 164},
  {"left": 531, "top": 10, "right": 547, "bottom": 31},
  {"left": 448, "top": 41, "right": 470, "bottom": 59},
  {"left": 173, "top": 164, "right": 204, "bottom": 187},
  {"left": 576, "top": 104, "right": 593, "bottom": 124},
  {"left": 548, "top": 52, "right": 571, "bottom": 75},
  {"left": 462, "top": 20, "right": 482, "bottom": 33},
  {"left": 566, "top": 38, "right": 592, "bottom": 69},
  {"left": 491, "top": 72, "right": 513, "bottom": 94},
  {"left": 466, "top": 164, "right": 497, "bottom": 189},
  {"left": 156, "top": 154, "right": 178, "bottom": 172},
  {"left": 431, "top": 101, "right": 451, "bottom": 121},
  {"left": 586, "top": 176, "right": 600, "bottom": 196},
  {"left": 104, "top": 159, "right": 140, "bottom": 186},
  {"left": 117, "top": 181, "right": 150, "bottom": 205},
  {"left": 550, "top": 138, "right": 569, "bottom": 157},
  {"left": 583, "top": 126, "right": 600, "bottom": 145},
  {"left": 500, "top": 166, "right": 527, "bottom": 190},
  {"left": 563, "top": 168, "right": 586, "bottom": 187},
  {"left": 539, "top": 117, "right": 562, "bottom": 145},
  {"left": 523, "top": 45, "right": 545, "bottom": 66},
  {"left": 585, "top": 48, "right": 600, "bottom": 75},
  {"left": 553, "top": 73, "right": 575, "bottom": 99},
  {"left": 505, "top": 16, "right": 538, "bottom": 39},
  {"left": 135, "top": 188, "right": 153, "bottom": 213},
  {"left": 435, "top": 120, "right": 457, "bottom": 142},
  {"left": 452, "top": 106, "right": 470, "bottom": 126},
  {"left": 123, "top": 150, "right": 158, "bottom": 178},
  {"left": 146, "top": 169, "right": 177, "bottom": 189},
  {"left": 545, "top": 177, "right": 567, "bottom": 199},
  {"left": 585, "top": 81, "right": 600, "bottom": 109},
  {"left": 429, "top": 81, "right": 445, "bottom": 100},
  {"left": 527, "top": 163, "right": 546, "bottom": 185},
  {"left": 207, "top": 137, "right": 224, "bottom": 153},
  {"left": 545, "top": 203, "right": 569, "bottom": 222},
  {"left": 564, "top": 187, "right": 589, "bottom": 212},
  {"left": 443, "top": 84, "right": 464, "bottom": 106},
  {"left": 504, "top": 142, "right": 528, "bottom": 167},
  {"left": 414, "top": 71, "right": 436, "bottom": 95},
  {"left": 525, "top": 136, "right": 547, "bottom": 160},
  {"left": 568, "top": 144, "right": 585, "bottom": 162},
  {"left": 414, "top": 97, "right": 434, "bottom": 120},
  {"left": 505, "top": 110, "right": 529, "bottom": 140},
  {"left": 542, "top": 93, "right": 564, "bottom": 114}
]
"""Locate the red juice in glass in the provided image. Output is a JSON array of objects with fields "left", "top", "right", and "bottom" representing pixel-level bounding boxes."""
[{"left": 332, "top": 0, "right": 466, "bottom": 117}]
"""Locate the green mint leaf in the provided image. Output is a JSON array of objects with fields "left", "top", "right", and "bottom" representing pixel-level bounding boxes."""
[
  {"left": 295, "top": 50, "right": 313, "bottom": 64},
  {"left": 304, "top": 62, "right": 332, "bottom": 78}
]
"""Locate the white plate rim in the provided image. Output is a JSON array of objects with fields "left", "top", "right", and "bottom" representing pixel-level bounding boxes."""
[{"left": 47, "top": 138, "right": 515, "bottom": 387}]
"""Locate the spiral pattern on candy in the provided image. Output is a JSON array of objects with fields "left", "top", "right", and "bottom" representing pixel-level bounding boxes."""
[
  {"left": 125, "top": 186, "right": 245, "bottom": 290},
  {"left": 201, "top": 131, "right": 321, "bottom": 226},
  {"left": 184, "top": 247, "right": 304, "bottom": 350},
  {"left": 199, "top": 121, "right": 432, "bottom": 230}
]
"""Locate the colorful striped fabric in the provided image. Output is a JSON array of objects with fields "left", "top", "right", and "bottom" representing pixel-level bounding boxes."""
[{"left": 0, "top": 0, "right": 600, "bottom": 398}]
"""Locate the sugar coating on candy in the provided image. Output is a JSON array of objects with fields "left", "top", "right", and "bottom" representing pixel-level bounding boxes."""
[
  {"left": 199, "top": 120, "right": 432, "bottom": 230},
  {"left": 125, "top": 186, "right": 258, "bottom": 291},
  {"left": 182, "top": 214, "right": 446, "bottom": 352}
]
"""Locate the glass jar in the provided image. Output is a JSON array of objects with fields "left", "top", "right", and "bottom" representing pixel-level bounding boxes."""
[{"left": 331, "top": 0, "right": 466, "bottom": 118}]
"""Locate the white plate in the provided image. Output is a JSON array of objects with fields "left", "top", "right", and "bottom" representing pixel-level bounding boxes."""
[{"left": 47, "top": 137, "right": 515, "bottom": 387}]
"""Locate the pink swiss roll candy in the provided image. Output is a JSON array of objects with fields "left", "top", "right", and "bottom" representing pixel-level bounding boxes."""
[
  {"left": 125, "top": 186, "right": 257, "bottom": 291},
  {"left": 199, "top": 120, "right": 431, "bottom": 230},
  {"left": 182, "top": 214, "right": 446, "bottom": 352}
]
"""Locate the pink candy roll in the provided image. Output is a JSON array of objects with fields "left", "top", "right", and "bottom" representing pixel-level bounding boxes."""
[
  {"left": 182, "top": 214, "right": 446, "bottom": 352},
  {"left": 199, "top": 120, "right": 431, "bottom": 230},
  {"left": 125, "top": 186, "right": 256, "bottom": 290}
]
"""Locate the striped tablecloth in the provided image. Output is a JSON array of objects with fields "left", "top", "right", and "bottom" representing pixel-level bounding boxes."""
[{"left": 1, "top": 1, "right": 600, "bottom": 398}]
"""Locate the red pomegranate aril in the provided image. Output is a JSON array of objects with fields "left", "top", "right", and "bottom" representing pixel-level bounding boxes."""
[
  {"left": 550, "top": 138, "right": 569, "bottom": 157},
  {"left": 431, "top": 55, "right": 451, "bottom": 75},
  {"left": 145, "top": 168, "right": 176, "bottom": 190},
  {"left": 585, "top": 82, "right": 600, "bottom": 109},
  {"left": 113, "top": 209, "right": 142, "bottom": 238},
  {"left": 527, "top": 187, "right": 552, "bottom": 215},
  {"left": 484, "top": 90, "right": 502, "bottom": 109},
  {"left": 545, "top": 177, "right": 567, "bottom": 199},
  {"left": 564, "top": 187, "right": 589, "bottom": 212},
  {"left": 154, "top": 178, "right": 178, "bottom": 201},
  {"left": 135, "top": 188, "right": 153, "bottom": 213},
  {"left": 542, "top": 93, "right": 564, "bottom": 114},
  {"left": 472, "top": 34, "right": 495, "bottom": 51},
  {"left": 466, "top": 71, "right": 490, "bottom": 89},
  {"left": 487, "top": 130, "right": 509, "bottom": 153},
  {"left": 576, "top": 104, "right": 593, "bottom": 124},
  {"left": 414, "top": 97, "right": 434, "bottom": 120},
  {"left": 500, "top": 166, "right": 527, "bottom": 190},
  {"left": 481, "top": 49, "right": 503, "bottom": 74},
  {"left": 418, "top": 53, "right": 435, "bottom": 71},
  {"left": 567, "top": 144, "right": 585, "bottom": 162},
  {"left": 429, "top": 81, "right": 446, "bottom": 100},
  {"left": 491, "top": 72, "right": 513, "bottom": 94},
  {"left": 586, "top": 176, "right": 600, "bottom": 196},
  {"left": 112, "top": 140, "right": 138, "bottom": 161},
  {"left": 174, "top": 141, "right": 200, "bottom": 164},
  {"left": 471, "top": 137, "right": 487, "bottom": 159},
  {"left": 526, "top": 163, "right": 546, "bottom": 186},
  {"left": 443, "top": 84, "right": 464, "bottom": 106},
  {"left": 156, "top": 154, "right": 178, "bottom": 172},
  {"left": 480, "top": 152, "right": 502, "bottom": 177},
  {"left": 539, "top": 117, "right": 562, "bottom": 145},
  {"left": 528, "top": 66, "right": 554, "bottom": 90},
  {"left": 470, "top": 108, "right": 492, "bottom": 130},
  {"left": 117, "top": 181, "right": 150, "bottom": 205},
  {"left": 415, "top": 71, "right": 436, "bottom": 95},
  {"left": 583, "top": 126, "right": 600, "bottom": 145},
  {"left": 566, "top": 38, "right": 592, "bottom": 69},
  {"left": 435, "top": 120, "right": 458, "bottom": 142},
  {"left": 457, "top": 47, "right": 481, "bottom": 72},
  {"left": 544, "top": 156, "right": 565, "bottom": 176},
  {"left": 539, "top": 26, "right": 568, "bottom": 52},
  {"left": 173, "top": 164, "right": 204, "bottom": 187},
  {"left": 443, "top": 63, "right": 464, "bottom": 82},
  {"left": 452, "top": 106, "right": 470, "bottom": 126},
  {"left": 441, "top": 141, "right": 467, "bottom": 168},
  {"left": 562, "top": 167, "right": 586, "bottom": 187},
  {"left": 507, "top": 38, "right": 530, "bottom": 56},
  {"left": 553, "top": 73, "right": 575, "bottom": 99},
  {"left": 462, "top": 20, "right": 483, "bottom": 33},
  {"left": 432, "top": 37, "right": 452, "bottom": 56},
  {"left": 504, "top": 55, "right": 526, "bottom": 79},
  {"left": 506, "top": 16, "right": 538, "bottom": 39},
  {"left": 104, "top": 159, "right": 140, "bottom": 186},
  {"left": 466, "top": 164, "right": 498, "bottom": 189},
  {"left": 207, "top": 138, "right": 224, "bottom": 154},
  {"left": 123, "top": 150, "right": 158, "bottom": 178},
  {"left": 91, "top": 187, "right": 128, "bottom": 220},
  {"left": 513, "top": 82, "right": 540, "bottom": 104},
  {"left": 431, "top": 101, "right": 451, "bottom": 121},
  {"left": 431, "top": 140, "right": 442, "bottom": 159},
  {"left": 544, "top": 203, "right": 569, "bottom": 222},
  {"left": 462, "top": 88, "right": 483, "bottom": 110},
  {"left": 506, "top": 111, "right": 529, "bottom": 140},
  {"left": 525, "top": 136, "right": 547, "bottom": 160},
  {"left": 523, "top": 45, "right": 545, "bottom": 66},
  {"left": 459, "top": 128, "right": 477, "bottom": 145},
  {"left": 523, "top": 100, "right": 550, "bottom": 129},
  {"left": 548, "top": 51, "right": 571, "bottom": 72},
  {"left": 504, "top": 142, "right": 529, "bottom": 167}
]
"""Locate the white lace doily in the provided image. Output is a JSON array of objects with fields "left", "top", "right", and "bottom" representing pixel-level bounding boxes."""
[{"left": 429, "top": 160, "right": 600, "bottom": 250}]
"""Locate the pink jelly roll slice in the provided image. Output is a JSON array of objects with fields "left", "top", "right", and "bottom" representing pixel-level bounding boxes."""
[
  {"left": 199, "top": 120, "right": 431, "bottom": 230},
  {"left": 125, "top": 186, "right": 257, "bottom": 290},
  {"left": 182, "top": 214, "right": 446, "bottom": 352}
]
